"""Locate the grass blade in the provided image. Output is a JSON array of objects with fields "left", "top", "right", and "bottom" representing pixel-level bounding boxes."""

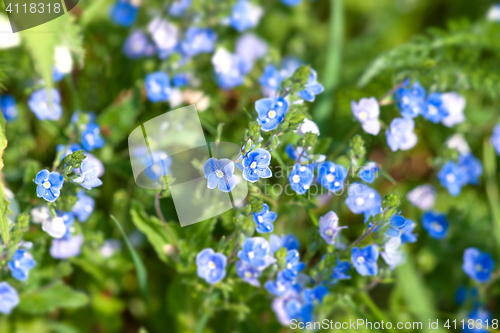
[{"left": 483, "top": 139, "right": 500, "bottom": 256}]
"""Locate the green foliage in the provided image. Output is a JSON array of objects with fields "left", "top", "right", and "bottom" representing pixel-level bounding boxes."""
[
  {"left": 61, "top": 150, "right": 86, "bottom": 175},
  {"left": 0, "top": 113, "right": 10, "bottom": 244}
]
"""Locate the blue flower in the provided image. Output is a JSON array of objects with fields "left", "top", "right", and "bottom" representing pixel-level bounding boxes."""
[
  {"left": 28, "top": 89, "right": 63, "bottom": 121},
  {"left": 351, "top": 97, "right": 381, "bottom": 135},
  {"left": 381, "top": 237, "right": 406, "bottom": 270},
  {"left": 422, "top": 92, "right": 449, "bottom": 123},
  {"left": 109, "top": 0, "right": 138, "bottom": 27},
  {"left": 491, "top": 122, "right": 500, "bottom": 156},
  {"left": 255, "top": 97, "right": 288, "bottom": 132},
  {"left": 50, "top": 234, "right": 84, "bottom": 259},
  {"left": 462, "top": 248, "right": 495, "bottom": 283},
  {"left": 229, "top": 1, "right": 263, "bottom": 32},
  {"left": 463, "top": 308, "right": 491, "bottom": 333},
  {"left": 358, "top": 162, "right": 379, "bottom": 183},
  {"left": 285, "top": 144, "right": 309, "bottom": 163},
  {"left": 235, "top": 33, "right": 267, "bottom": 72},
  {"left": 317, "top": 161, "right": 347, "bottom": 193},
  {"left": 351, "top": 245, "right": 379, "bottom": 276},
  {"left": 203, "top": 158, "right": 237, "bottom": 193},
  {"left": 168, "top": 0, "right": 191, "bottom": 16},
  {"left": 441, "top": 92, "right": 466, "bottom": 128},
  {"left": 421, "top": 211, "right": 448, "bottom": 239},
  {"left": 0, "top": 95, "right": 18, "bottom": 121},
  {"left": 172, "top": 73, "right": 189, "bottom": 87},
  {"left": 331, "top": 260, "right": 351, "bottom": 281},
  {"left": 72, "top": 191, "right": 94, "bottom": 222},
  {"left": 242, "top": 148, "right": 272, "bottom": 182},
  {"left": 438, "top": 161, "right": 467, "bottom": 196},
  {"left": 259, "top": 65, "right": 283, "bottom": 92},
  {"left": 123, "top": 30, "right": 153, "bottom": 59},
  {"left": 253, "top": 203, "right": 277, "bottom": 233},
  {"left": 58, "top": 211, "right": 75, "bottom": 239},
  {"left": 148, "top": 18, "right": 179, "bottom": 57},
  {"left": 8, "top": 249, "right": 35, "bottom": 281},
  {"left": 145, "top": 72, "right": 172, "bottom": 103},
  {"left": 282, "top": 250, "right": 305, "bottom": 280},
  {"left": 237, "top": 237, "right": 276, "bottom": 268},
  {"left": 288, "top": 163, "right": 314, "bottom": 195},
  {"left": 386, "top": 214, "right": 407, "bottom": 238},
  {"left": 281, "top": 0, "right": 301, "bottom": 6},
  {"left": 236, "top": 260, "right": 262, "bottom": 286},
  {"left": 0, "top": 282, "right": 19, "bottom": 314},
  {"left": 35, "top": 169, "right": 64, "bottom": 202},
  {"left": 400, "top": 219, "right": 417, "bottom": 244},
  {"left": 302, "top": 285, "right": 329, "bottom": 304},
  {"left": 57, "top": 143, "right": 83, "bottom": 160},
  {"left": 458, "top": 154, "right": 483, "bottom": 185},
  {"left": 272, "top": 293, "right": 313, "bottom": 325},
  {"left": 196, "top": 248, "right": 227, "bottom": 284},
  {"left": 298, "top": 69, "right": 324, "bottom": 102},
  {"left": 265, "top": 271, "right": 293, "bottom": 296},
  {"left": 386, "top": 118, "right": 418, "bottom": 152},
  {"left": 181, "top": 27, "right": 216, "bottom": 56},
  {"left": 363, "top": 204, "right": 382, "bottom": 223},
  {"left": 406, "top": 184, "right": 436, "bottom": 211},
  {"left": 318, "top": 211, "right": 347, "bottom": 245},
  {"left": 81, "top": 123, "right": 105, "bottom": 151},
  {"left": 345, "top": 182, "right": 381, "bottom": 214},
  {"left": 212, "top": 49, "right": 247, "bottom": 89},
  {"left": 73, "top": 159, "right": 103, "bottom": 190},
  {"left": 394, "top": 80, "right": 426, "bottom": 118},
  {"left": 270, "top": 234, "right": 300, "bottom": 254}
]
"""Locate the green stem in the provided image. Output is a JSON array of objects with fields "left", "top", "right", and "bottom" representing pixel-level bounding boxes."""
[{"left": 483, "top": 139, "right": 500, "bottom": 257}]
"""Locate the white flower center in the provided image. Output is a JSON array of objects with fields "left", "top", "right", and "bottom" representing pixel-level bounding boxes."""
[
  {"left": 292, "top": 175, "right": 301, "bottom": 183},
  {"left": 326, "top": 174, "right": 335, "bottom": 182},
  {"left": 43, "top": 181, "right": 51, "bottom": 189},
  {"left": 287, "top": 263, "right": 292, "bottom": 269},
  {"left": 208, "top": 261, "right": 216, "bottom": 269},
  {"left": 268, "top": 78, "right": 277, "bottom": 87},
  {"left": 277, "top": 102, "right": 283, "bottom": 107},
  {"left": 215, "top": 170, "right": 224, "bottom": 178},
  {"left": 300, "top": 166, "right": 306, "bottom": 172},
  {"left": 357, "top": 256, "right": 365, "bottom": 263},
  {"left": 446, "top": 174, "right": 456, "bottom": 183},
  {"left": 325, "top": 229, "right": 333, "bottom": 236},
  {"left": 245, "top": 271, "right": 252, "bottom": 278},
  {"left": 268, "top": 110, "right": 276, "bottom": 119},
  {"left": 428, "top": 105, "right": 438, "bottom": 115},
  {"left": 250, "top": 161, "right": 257, "bottom": 169},
  {"left": 14, "top": 261, "right": 20, "bottom": 268},
  {"left": 402, "top": 96, "right": 409, "bottom": 105},
  {"left": 359, "top": 111, "right": 367, "bottom": 121},
  {"left": 334, "top": 181, "right": 340, "bottom": 187},
  {"left": 475, "top": 264, "right": 483, "bottom": 272},
  {"left": 431, "top": 221, "right": 442, "bottom": 232},
  {"left": 247, "top": 251, "right": 255, "bottom": 259},
  {"left": 257, "top": 216, "right": 263, "bottom": 223},
  {"left": 303, "top": 185, "right": 309, "bottom": 190},
  {"left": 355, "top": 197, "right": 365, "bottom": 206}
]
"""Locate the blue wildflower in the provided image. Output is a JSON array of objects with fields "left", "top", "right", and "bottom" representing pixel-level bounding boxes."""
[
  {"left": 35, "top": 169, "right": 64, "bottom": 202},
  {"left": 441, "top": 92, "right": 466, "bottom": 128},
  {"left": 8, "top": 249, "right": 35, "bottom": 281},
  {"left": 50, "top": 234, "right": 84, "bottom": 259},
  {"left": 386, "top": 214, "right": 407, "bottom": 238},
  {"left": 386, "top": 118, "right": 418, "bottom": 152},
  {"left": 421, "top": 211, "right": 448, "bottom": 239},
  {"left": 81, "top": 123, "right": 105, "bottom": 152},
  {"left": 270, "top": 234, "right": 300, "bottom": 254},
  {"left": 281, "top": 0, "right": 301, "bottom": 6},
  {"left": 259, "top": 65, "right": 283, "bottom": 92},
  {"left": 236, "top": 260, "right": 262, "bottom": 286},
  {"left": 272, "top": 293, "right": 313, "bottom": 326},
  {"left": 331, "top": 260, "right": 351, "bottom": 281},
  {"left": 237, "top": 237, "right": 276, "bottom": 268},
  {"left": 345, "top": 182, "right": 381, "bottom": 214},
  {"left": 123, "top": 30, "right": 153, "bottom": 59},
  {"left": 0, "top": 282, "right": 19, "bottom": 314},
  {"left": 28, "top": 89, "right": 63, "bottom": 121},
  {"left": 73, "top": 159, "right": 103, "bottom": 190},
  {"left": 203, "top": 158, "right": 237, "bottom": 193},
  {"left": 0, "top": 95, "right": 18, "bottom": 121},
  {"left": 381, "top": 237, "right": 406, "bottom": 270},
  {"left": 148, "top": 18, "right": 179, "bottom": 57},
  {"left": 458, "top": 154, "right": 483, "bottom": 185},
  {"left": 168, "top": 0, "right": 191, "bottom": 16},
  {"left": 72, "top": 191, "right": 94, "bottom": 222},
  {"left": 255, "top": 97, "right": 288, "bottom": 132},
  {"left": 196, "top": 248, "right": 227, "bottom": 284},
  {"left": 463, "top": 308, "right": 491, "bottom": 333},
  {"left": 235, "top": 33, "right": 267, "bottom": 72},
  {"left": 298, "top": 69, "right": 324, "bottom": 102},
  {"left": 351, "top": 97, "right": 381, "bottom": 135},
  {"left": 172, "top": 73, "right": 189, "bottom": 87},
  {"left": 438, "top": 161, "right": 467, "bottom": 196},
  {"left": 265, "top": 271, "right": 293, "bottom": 296},
  {"left": 109, "top": 0, "right": 138, "bottom": 27},
  {"left": 285, "top": 144, "right": 309, "bottom": 163},
  {"left": 253, "top": 203, "right": 277, "bottom": 233},
  {"left": 358, "top": 162, "right": 379, "bottom": 184},
  {"left": 229, "top": 0, "right": 263, "bottom": 32},
  {"left": 491, "top": 122, "right": 500, "bottom": 156},
  {"left": 181, "top": 27, "right": 216, "bottom": 56},
  {"left": 351, "top": 245, "right": 379, "bottom": 276},
  {"left": 318, "top": 211, "right": 347, "bottom": 245},
  {"left": 282, "top": 250, "right": 305, "bottom": 280},
  {"left": 394, "top": 80, "right": 426, "bottom": 118},
  {"left": 302, "top": 285, "right": 329, "bottom": 304},
  {"left": 400, "top": 219, "right": 417, "bottom": 244},
  {"left": 406, "top": 184, "right": 436, "bottom": 211},
  {"left": 242, "top": 148, "right": 272, "bottom": 182},
  {"left": 145, "top": 71, "right": 172, "bottom": 103},
  {"left": 363, "top": 204, "right": 382, "bottom": 224},
  {"left": 288, "top": 163, "right": 314, "bottom": 195},
  {"left": 422, "top": 92, "right": 449, "bottom": 123},
  {"left": 143, "top": 151, "right": 172, "bottom": 181},
  {"left": 58, "top": 211, "right": 75, "bottom": 239},
  {"left": 462, "top": 248, "right": 495, "bottom": 283},
  {"left": 317, "top": 161, "right": 347, "bottom": 193}
]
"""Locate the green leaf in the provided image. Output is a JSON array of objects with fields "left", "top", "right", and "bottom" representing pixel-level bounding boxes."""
[
  {"left": 111, "top": 215, "right": 150, "bottom": 301},
  {"left": 130, "top": 201, "right": 178, "bottom": 264},
  {"left": 19, "top": 280, "right": 89, "bottom": 314},
  {"left": 483, "top": 139, "right": 500, "bottom": 256},
  {"left": 0, "top": 113, "right": 10, "bottom": 244}
]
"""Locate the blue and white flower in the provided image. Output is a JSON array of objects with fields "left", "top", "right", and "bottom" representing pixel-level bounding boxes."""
[
  {"left": 0, "top": 282, "right": 19, "bottom": 314},
  {"left": 109, "top": 0, "right": 138, "bottom": 27},
  {"left": 381, "top": 237, "right": 406, "bottom": 270},
  {"left": 182, "top": 27, "right": 216, "bottom": 56},
  {"left": 302, "top": 286, "right": 329, "bottom": 304},
  {"left": 72, "top": 191, "right": 94, "bottom": 222},
  {"left": 253, "top": 203, "right": 277, "bottom": 233},
  {"left": 168, "top": 0, "right": 191, "bottom": 16},
  {"left": 0, "top": 95, "right": 18, "bottom": 121},
  {"left": 229, "top": 1, "right": 263, "bottom": 32},
  {"left": 358, "top": 162, "right": 379, "bottom": 184},
  {"left": 438, "top": 161, "right": 467, "bottom": 196},
  {"left": 407, "top": 184, "right": 436, "bottom": 211},
  {"left": 298, "top": 69, "right": 324, "bottom": 102},
  {"left": 35, "top": 169, "right": 64, "bottom": 202},
  {"left": 123, "top": 30, "right": 154, "bottom": 59},
  {"left": 462, "top": 248, "right": 495, "bottom": 283},
  {"left": 265, "top": 271, "right": 293, "bottom": 296},
  {"left": 288, "top": 163, "right": 314, "bottom": 195},
  {"left": 318, "top": 211, "right": 346, "bottom": 245},
  {"left": 203, "top": 158, "right": 237, "bottom": 193},
  {"left": 458, "top": 154, "right": 483, "bottom": 186},
  {"left": 282, "top": 250, "right": 305, "bottom": 280},
  {"left": 400, "top": 219, "right": 418, "bottom": 244},
  {"left": 237, "top": 237, "right": 276, "bottom": 268},
  {"left": 242, "top": 148, "right": 272, "bottom": 182},
  {"left": 317, "top": 162, "right": 347, "bottom": 193},
  {"left": 8, "top": 249, "right": 35, "bottom": 281},
  {"left": 351, "top": 97, "right": 380, "bottom": 135},
  {"left": 421, "top": 211, "right": 448, "bottom": 239},
  {"left": 422, "top": 92, "right": 449, "bottom": 123},
  {"left": 345, "top": 182, "right": 381, "bottom": 214},
  {"left": 270, "top": 234, "right": 300, "bottom": 254},
  {"left": 441, "top": 92, "right": 466, "bottom": 127},
  {"left": 81, "top": 123, "right": 105, "bottom": 152},
  {"left": 145, "top": 71, "right": 172, "bottom": 102},
  {"left": 196, "top": 248, "right": 227, "bottom": 284},
  {"left": 394, "top": 80, "right": 426, "bottom": 118},
  {"left": 351, "top": 245, "right": 379, "bottom": 276},
  {"left": 28, "top": 89, "right": 63, "bottom": 121},
  {"left": 386, "top": 118, "right": 418, "bottom": 152},
  {"left": 255, "top": 97, "right": 288, "bottom": 132},
  {"left": 50, "top": 234, "right": 84, "bottom": 259},
  {"left": 73, "top": 159, "right": 104, "bottom": 190},
  {"left": 259, "top": 65, "right": 283, "bottom": 93},
  {"left": 235, "top": 33, "right": 267, "bottom": 73},
  {"left": 331, "top": 260, "right": 351, "bottom": 281},
  {"left": 148, "top": 18, "right": 178, "bottom": 57},
  {"left": 236, "top": 260, "right": 262, "bottom": 286}
]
